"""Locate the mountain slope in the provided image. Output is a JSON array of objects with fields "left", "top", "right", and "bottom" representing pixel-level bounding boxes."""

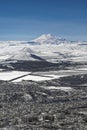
[
  {"left": 0, "top": 43, "right": 44, "bottom": 62},
  {"left": 0, "top": 34, "right": 87, "bottom": 63},
  {"left": 33, "top": 34, "right": 66, "bottom": 44}
]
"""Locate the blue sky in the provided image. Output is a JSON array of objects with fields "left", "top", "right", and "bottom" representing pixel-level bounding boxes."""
[{"left": 0, "top": 0, "right": 87, "bottom": 41}]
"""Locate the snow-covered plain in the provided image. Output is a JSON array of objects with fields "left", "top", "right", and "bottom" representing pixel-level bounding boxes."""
[
  {"left": 12, "top": 75, "right": 54, "bottom": 82},
  {"left": 0, "top": 65, "right": 87, "bottom": 82},
  {"left": 0, "top": 71, "right": 29, "bottom": 81},
  {"left": 0, "top": 71, "right": 66, "bottom": 82}
]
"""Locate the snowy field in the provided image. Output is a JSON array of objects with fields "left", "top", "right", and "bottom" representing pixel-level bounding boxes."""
[
  {"left": 0, "top": 64, "right": 87, "bottom": 82},
  {"left": 12, "top": 74, "right": 65, "bottom": 82},
  {"left": 0, "top": 71, "right": 65, "bottom": 82},
  {"left": 0, "top": 70, "right": 73, "bottom": 92},
  {"left": 0, "top": 71, "right": 29, "bottom": 81}
]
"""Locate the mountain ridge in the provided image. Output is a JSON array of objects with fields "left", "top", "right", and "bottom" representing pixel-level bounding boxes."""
[
  {"left": 0, "top": 34, "right": 87, "bottom": 63},
  {"left": 33, "top": 34, "right": 67, "bottom": 44}
]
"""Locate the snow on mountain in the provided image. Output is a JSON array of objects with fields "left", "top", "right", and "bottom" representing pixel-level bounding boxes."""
[
  {"left": 0, "top": 42, "right": 44, "bottom": 61},
  {"left": 33, "top": 34, "right": 66, "bottom": 44},
  {"left": 0, "top": 34, "right": 87, "bottom": 63}
]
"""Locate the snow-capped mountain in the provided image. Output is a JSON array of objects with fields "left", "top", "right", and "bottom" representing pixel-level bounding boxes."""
[
  {"left": 33, "top": 34, "right": 66, "bottom": 44},
  {"left": 0, "top": 34, "right": 87, "bottom": 63},
  {"left": 0, "top": 42, "right": 44, "bottom": 62}
]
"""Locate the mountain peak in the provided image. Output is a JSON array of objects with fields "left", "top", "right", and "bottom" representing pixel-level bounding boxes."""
[
  {"left": 39, "top": 34, "right": 54, "bottom": 38},
  {"left": 33, "top": 34, "right": 66, "bottom": 44},
  {"left": 33, "top": 34, "right": 55, "bottom": 41}
]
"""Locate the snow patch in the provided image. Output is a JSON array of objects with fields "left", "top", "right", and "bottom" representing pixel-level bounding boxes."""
[
  {"left": 23, "top": 93, "right": 32, "bottom": 101},
  {"left": 0, "top": 71, "right": 29, "bottom": 81},
  {"left": 44, "top": 86, "right": 72, "bottom": 91}
]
